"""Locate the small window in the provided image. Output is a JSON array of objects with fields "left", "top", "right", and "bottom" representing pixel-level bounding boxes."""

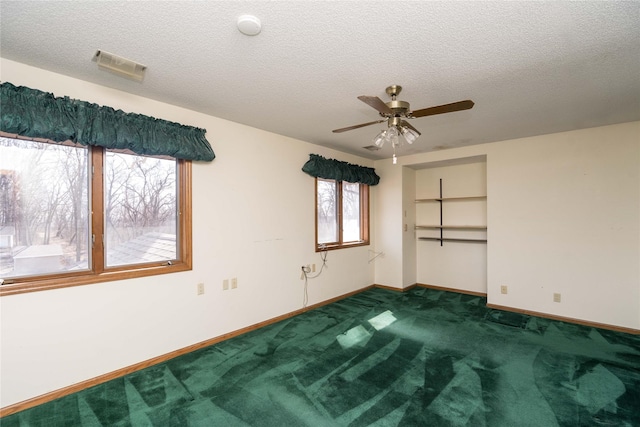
[
  {"left": 104, "top": 151, "right": 178, "bottom": 267},
  {"left": 315, "top": 178, "right": 369, "bottom": 251},
  {"left": 0, "top": 136, "right": 192, "bottom": 295}
]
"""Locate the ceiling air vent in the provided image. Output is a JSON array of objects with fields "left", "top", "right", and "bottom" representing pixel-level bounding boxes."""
[
  {"left": 93, "top": 50, "right": 147, "bottom": 82},
  {"left": 363, "top": 145, "right": 381, "bottom": 151}
]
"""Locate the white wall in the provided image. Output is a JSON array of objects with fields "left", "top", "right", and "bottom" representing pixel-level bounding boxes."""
[
  {"left": 414, "top": 162, "right": 487, "bottom": 294},
  {"left": 486, "top": 125, "right": 639, "bottom": 329},
  {"left": 402, "top": 167, "right": 417, "bottom": 288},
  {"left": 0, "top": 59, "right": 376, "bottom": 408},
  {"left": 381, "top": 121, "right": 640, "bottom": 330},
  {"left": 372, "top": 162, "right": 404, "bottom": 287}
]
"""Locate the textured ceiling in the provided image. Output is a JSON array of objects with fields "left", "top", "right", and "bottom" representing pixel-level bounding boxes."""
[{"left": 1, "top": 1, "right": 639, "bottom": 160}]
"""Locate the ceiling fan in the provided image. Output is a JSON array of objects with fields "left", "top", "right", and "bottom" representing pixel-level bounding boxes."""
[{"left": 333, "top": 85, "right": 474, "bottom": 161}]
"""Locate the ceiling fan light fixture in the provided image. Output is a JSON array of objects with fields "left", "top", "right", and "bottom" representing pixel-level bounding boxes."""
[
  {"left": 373, "top": 129, "right": 387, "bottom": 147},
  {"left": 386, "top": 126, "right": 399, "bottom": 146},
  {"left": 400, "top": 126, "right": 419, "bottom": 144}
]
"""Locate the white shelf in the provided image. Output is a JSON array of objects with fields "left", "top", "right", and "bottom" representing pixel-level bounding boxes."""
[
  {"left": 415, "top": 196, "right": 486, "bottom": 203},
  {"left": 418, "top": 237, "right": 487, "bottom": 243},
  {"left": 415, "top": 225, "right": 487, "bottom": 230}
]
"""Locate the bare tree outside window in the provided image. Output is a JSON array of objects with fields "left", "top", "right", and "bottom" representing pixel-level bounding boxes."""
[
  {"left": 104, "top": 151, "right": 177, "bottom": 267},
  {"left": 0, "top": 137, "right": 89, "bottom": 278},
  {"left": 317, "top": 179, "right": 338, "bottom": 244},
  {"left": 342, "top": 181, "right": 361, "bottom": 242}
]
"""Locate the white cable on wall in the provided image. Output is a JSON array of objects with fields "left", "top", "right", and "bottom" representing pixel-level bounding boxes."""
[{"left": 301, "top": 250, "right": 328, "bottom": 308}]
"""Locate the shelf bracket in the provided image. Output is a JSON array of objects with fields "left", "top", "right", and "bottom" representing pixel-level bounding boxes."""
[{"left": 439, "top": 178, "right": 443, "bottom": 246}]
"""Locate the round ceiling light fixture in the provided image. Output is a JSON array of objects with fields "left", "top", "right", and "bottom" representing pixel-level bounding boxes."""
[{"left": 237, "top": 15, "right": 262, "bottom": 36}]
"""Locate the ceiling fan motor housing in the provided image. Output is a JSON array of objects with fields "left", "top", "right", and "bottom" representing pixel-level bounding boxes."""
[{"left": 385, "top": 100, "right": 410, "bottom": 117}]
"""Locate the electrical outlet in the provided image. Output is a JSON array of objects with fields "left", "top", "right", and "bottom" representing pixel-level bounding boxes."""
[
  {"left": 553, "top": 293, "right": 561, "bottom": 303},
  {"left": 500, "top": 285, "right": 508, "bottom": 294},
  {"left": 223, "top": 279, "right": 229, "bottom": 290},
  {"left": 231, "top": 277, "right": 237, "bottom": 289},
  {"left": 197, "top": 282, "right": 205, "bottom": 295},
  {"left": 312, "top": 263, "right": 316, "bottom": 273}
]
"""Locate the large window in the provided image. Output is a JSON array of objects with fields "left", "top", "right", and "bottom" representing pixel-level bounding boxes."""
[
  {"left": 0, "top": 136, "right": 191, "bottom": 295},
  {"left": 316, "top": 178, "right": 369, "bottom": 251}
]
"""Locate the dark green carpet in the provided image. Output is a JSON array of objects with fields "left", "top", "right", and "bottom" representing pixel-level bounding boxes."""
[{"left": 3, "top": 288, "right": 640, "bottom": 426}]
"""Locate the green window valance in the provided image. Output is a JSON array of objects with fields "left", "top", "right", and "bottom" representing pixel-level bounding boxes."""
[
  {"left": 302, "top": 154, "right": 380, "bottom": 185},
  {"left": 0, "top": 82, "right": 215, "bottom": 161}
]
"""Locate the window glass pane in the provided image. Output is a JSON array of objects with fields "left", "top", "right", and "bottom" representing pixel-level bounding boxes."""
[
  {"left": 342, "top": 181, "right": 361, "bottom": 242},
  {"left": 317, "top": 179, "right": 338, "bottom": 244},
  {"left": 104, "top": 151, "right": 177, "bottom": 267},
  {"left": 0, "top": 137, "right": 90, "bottom": 278}
]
